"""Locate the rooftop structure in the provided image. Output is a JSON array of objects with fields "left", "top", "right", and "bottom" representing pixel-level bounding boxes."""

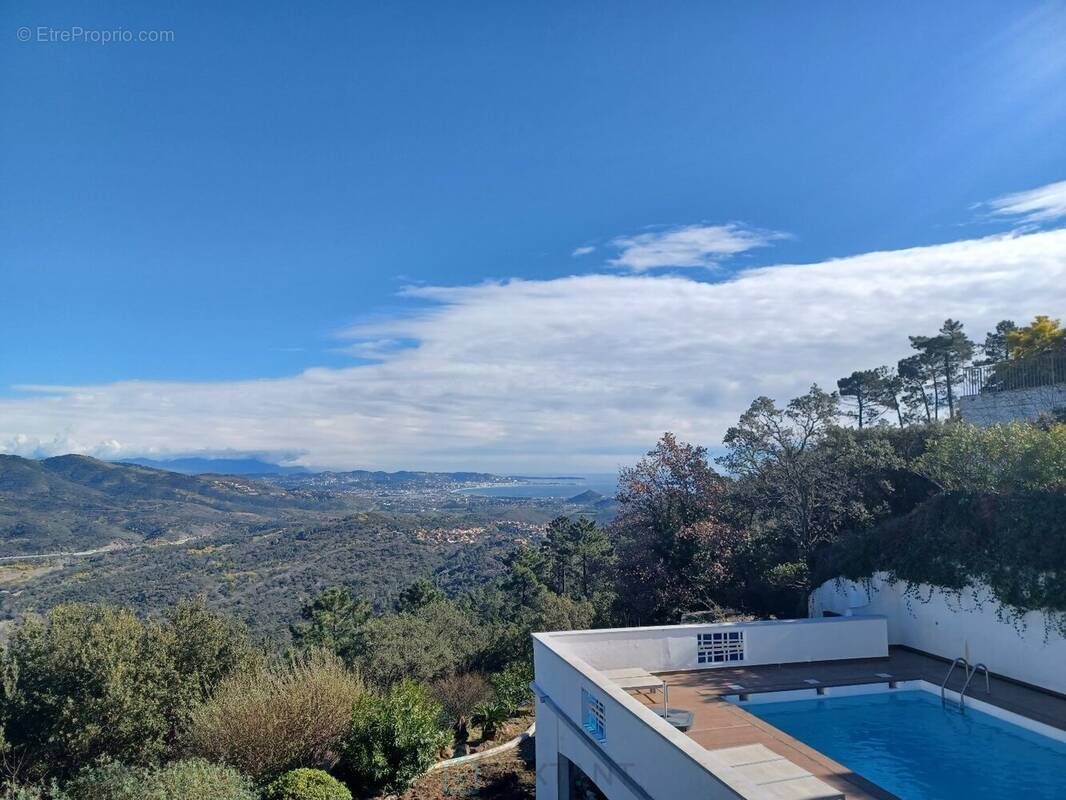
[{"left": 532, "top": 577, "right": 1066, "bottom": 799}]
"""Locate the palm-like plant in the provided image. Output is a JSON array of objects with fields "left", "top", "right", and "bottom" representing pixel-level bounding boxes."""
[{"left": 472, "top": 700, "right": 510, "bottom": 741}]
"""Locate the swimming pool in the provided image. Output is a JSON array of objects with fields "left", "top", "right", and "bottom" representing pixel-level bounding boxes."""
[{"left": 732, "top": 683, "right": 1066, "bottom": 800}]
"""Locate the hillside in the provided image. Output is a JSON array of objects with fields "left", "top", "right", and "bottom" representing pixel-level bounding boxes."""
[
  {"left": 2, "top": 510, "right": 528, "bottom": 640},
  {"left": 0, "top": 455, "right": 339, "bottom": 556},
  {"left": 0, "top": 455, "right": 610, "bottom": 641}
]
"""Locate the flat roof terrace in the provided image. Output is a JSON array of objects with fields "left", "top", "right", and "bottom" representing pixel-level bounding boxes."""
[
  {"left": 626, "top": 646, "right": 1066, "bottom": 800},
  {"left": 534, "top": 616, "right": 1066, "bottom": 800}
]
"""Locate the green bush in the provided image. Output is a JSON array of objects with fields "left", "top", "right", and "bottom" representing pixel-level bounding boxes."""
[
  {"left": 352, "top": 601, "right": 479, "bottom": 686},
  {"left": 488, "top": 661, "right": 533, "bottom": 716},
  {"left": 65, "top": 759, "right": 255, "bottom": 800},
  {"left": 471, "top": 699, "right": 509, "bottom": 741},
  {"left": 340, "top": 681, "right": 449, "bottom": 796},
  {"left": 915, "top": 421, "right": 1066, "bottom": 492},
  {"left": 262, "top": 769, "right": 352, "bottom": 800},
  {"left": 1, "top": 605, "right": 177, "bottom": 779},
  {"left": 0, "top": 601, "right": 254, "bottom": 780},
  {"left": 0, "top": 782, "right": 67, "bottom": 800},
  {"left": 187, "top": 651, "right": 363, "bottom": 780}
]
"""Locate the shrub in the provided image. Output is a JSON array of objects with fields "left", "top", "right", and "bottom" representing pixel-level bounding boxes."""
[
  {"left": 352, "top": 601, "right": 479, "bottom": 686},
  {"left": 915, "top": 421, "right": 1066, "bottom": 492},
  {"left": 186, "top": 650, "right": 363, "bottom": 780},
  {"left": 488, "top": 661, "right": 533, "bottom": 716},
  {"left": 65, "top": 758, "right": 255, "bottom": 800},
  {"left": 431, "top": 672, "right": 493, "bottom": 740},
  {"left": 0, "top": 783, "right": 67, "bottom": 800},
  {"left": 164, "top": 598, "right": 261, "bottom": 729},
  {"left": 471, "top": 700, "right": 509, "bottom": 741},
  {"left": 0, "top": 601, "right": 254, "bottom": 781},
  {"left": 340, "top": 681, "right": 449, "bottom": 796},
  {"left": 262, "top": 769, "right": 352, "bottom": 800},
  {"left": 824, "top": 490, "right": 1066, "bottom": 632},
  {"left": 0, "top": 605, "right": 178, "bottom": 779}
]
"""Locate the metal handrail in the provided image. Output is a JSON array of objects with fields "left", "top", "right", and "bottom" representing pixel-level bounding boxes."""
[
  {"left": 961, "top": 663, "right": 991, "bottom": 706},
  {"left": 962, "top": 354, "right": 1066, "bottom": 397},
  {"left": 941, "top": 657, "right": 971, "bottom": 708}
]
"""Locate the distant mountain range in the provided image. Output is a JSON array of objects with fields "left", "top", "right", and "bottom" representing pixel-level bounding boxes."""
[
  {"left": 118, "top": 457, "right": 310, "bottom": 475},
  {"left": 116, "top": 458, "right": 508, "bottom": 488}
]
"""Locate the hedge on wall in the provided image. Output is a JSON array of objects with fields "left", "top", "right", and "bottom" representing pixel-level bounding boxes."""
[{"left": 821, "top": 490, "right": 1066, "bottom": 633}]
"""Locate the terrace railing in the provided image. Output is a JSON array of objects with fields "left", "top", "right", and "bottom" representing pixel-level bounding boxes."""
[{"left": 961, "top": 354, "right": 1066, "bottom": 397}]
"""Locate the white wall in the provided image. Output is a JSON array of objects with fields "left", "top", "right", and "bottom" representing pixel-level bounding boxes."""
[
  {"left": 533, "top": 638, "right": 752, "bottom": 800},
  {"left": 550, "top": 616, "right": 888, "bottom": 673},
  {"left": 958, "top": 384, "right": 1066, "bottom": 426},
  {"left": 811, "top": 574, "right": 1066, "bottom": 695},
  {"left": 535, "top": 695, "right": 650, "bottom": 800}
]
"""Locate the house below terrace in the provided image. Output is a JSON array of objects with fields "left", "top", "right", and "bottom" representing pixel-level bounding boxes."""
[{"left": 532, "top": 575, "right": 1066, "bottom": 800}]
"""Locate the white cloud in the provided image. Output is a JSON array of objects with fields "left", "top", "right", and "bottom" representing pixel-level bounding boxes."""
[
  {"left": 3, "top": 229, "right": 1066, "bottom": 472},
  {"left": 985, "top": 179, "right": 1066, "bottom": 225},
  {"left": 571, "top": 245, "right": 596, "bottom": 257},
  {"left": 608, "top": 223, "right": 784, "bottom": 271}
]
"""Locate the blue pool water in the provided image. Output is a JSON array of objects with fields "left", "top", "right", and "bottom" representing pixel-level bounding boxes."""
[{"left": 743, "top": 689, "right": 1066, "bottom": 800}]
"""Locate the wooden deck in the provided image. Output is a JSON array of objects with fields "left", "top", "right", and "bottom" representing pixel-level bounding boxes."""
[{"left": 625, "top": 646, "right": 1066, "bottom": 800}]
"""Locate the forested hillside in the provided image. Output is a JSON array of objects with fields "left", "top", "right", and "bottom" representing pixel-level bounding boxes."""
[
  {"left": 0, "top": 454, "right": 341, "bottom": 555},
  {"left": 0, "top": 456, "right": 607, "bottom": 640}
]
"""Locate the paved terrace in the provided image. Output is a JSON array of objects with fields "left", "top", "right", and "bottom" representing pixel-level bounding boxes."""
[{"left": 626, "top": 646, "right": 1066, "bottom": 800}]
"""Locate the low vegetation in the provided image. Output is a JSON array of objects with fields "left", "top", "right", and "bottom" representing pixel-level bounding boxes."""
[
  {"left": 261, "top": 769, "right": 352, "bottom": 800},
  {"left": 186, "top": 651, "right": 364, "bottom": 780},
  {"left": 340, "top": 682, "right": 451, "bottom": 797}
]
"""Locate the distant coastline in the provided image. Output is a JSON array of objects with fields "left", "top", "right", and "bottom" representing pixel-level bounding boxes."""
[{"left": 455, "top": 476, "right": 618, "bottom": 499}]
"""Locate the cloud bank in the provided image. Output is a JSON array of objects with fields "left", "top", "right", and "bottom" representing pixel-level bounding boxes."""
[
  {"left": 986, "top": 179, "right": 1066, "bottom": 225},
  {"left": 4, "top": 229, "right": 1066, "bottom": 472}
]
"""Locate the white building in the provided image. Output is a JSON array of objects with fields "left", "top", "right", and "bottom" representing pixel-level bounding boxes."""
[{"left": 531, "top": 575, "right": 1066, "bottom": 800}]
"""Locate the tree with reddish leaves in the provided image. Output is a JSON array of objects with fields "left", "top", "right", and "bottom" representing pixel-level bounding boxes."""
[{"left": 609, "top": 433, "right": 742, "bottom": 625}]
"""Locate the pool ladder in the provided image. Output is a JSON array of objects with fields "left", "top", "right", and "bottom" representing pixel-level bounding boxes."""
[{"left": 941, "top": 657, "right": 991, "bottom": 713}]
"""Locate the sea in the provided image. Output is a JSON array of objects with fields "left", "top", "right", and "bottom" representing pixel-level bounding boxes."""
[{"left": 456, "top": 474, "right": 619, "bottom": 499}]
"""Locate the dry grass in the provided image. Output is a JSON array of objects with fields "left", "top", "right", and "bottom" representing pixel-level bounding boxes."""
[{"left": 187, "top": 650, "right": 364, "bottom": 780}]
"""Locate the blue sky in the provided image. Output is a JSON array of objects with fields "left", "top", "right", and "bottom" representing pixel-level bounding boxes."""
[{"left": 3, "top": 2, "right": 1066, "bottom": 470}]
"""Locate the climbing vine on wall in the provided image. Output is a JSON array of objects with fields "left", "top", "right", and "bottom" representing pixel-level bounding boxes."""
[{"left": 821, "top": 490, "right": 1066, "bottom": 636}]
